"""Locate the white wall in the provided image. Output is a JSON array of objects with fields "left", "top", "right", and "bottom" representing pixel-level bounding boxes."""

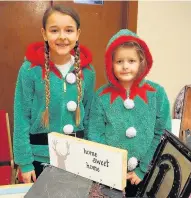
[{"left": 137, "top": 1, "right": 191, "bottom": 113}]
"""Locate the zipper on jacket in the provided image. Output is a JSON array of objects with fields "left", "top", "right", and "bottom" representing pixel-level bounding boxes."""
[
  {"left": 55, "top": 68, "right": 67, "bottom": 93},
  {"left": 126, "top": 89, "right": 130, "bottom": 98},
  {"left": 54, "top": 65, "right": 75, "bottom": 93},
  {"left": 63, "top": 79, "right": 67, "bottom": 93}
]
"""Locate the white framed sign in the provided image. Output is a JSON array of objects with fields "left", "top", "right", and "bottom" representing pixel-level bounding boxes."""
[{"left": 48, "top": 132, "right": 127, "bottom": 190}]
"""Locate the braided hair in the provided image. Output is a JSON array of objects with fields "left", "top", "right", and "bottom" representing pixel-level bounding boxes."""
[
  {"left": 74, "top": 41, "right": 82, "bottom": 126},
  {"left": 42, "top": 41, "right": 51, "bottom": 127}
]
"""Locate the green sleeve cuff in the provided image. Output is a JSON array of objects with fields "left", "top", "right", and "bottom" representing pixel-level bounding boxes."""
[
  {"left": 20, "top": 163, "right": 34, "bottom": 173},
  {"left": 134, "top": 167, "right": 146, "bottom": 180}
]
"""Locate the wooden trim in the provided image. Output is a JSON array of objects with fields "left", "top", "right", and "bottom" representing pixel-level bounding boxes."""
[
  {"left": 6, "top": 113, "right": 15, "bottom": 184},
  {"left": 126, "top": 1, "right": 138, "bottom": 33}
]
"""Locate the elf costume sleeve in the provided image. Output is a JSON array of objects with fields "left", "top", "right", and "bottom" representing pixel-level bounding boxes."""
[
  {"left": 13, "top": 61, "right": 35, "bottom": 173},
  {"left": 82, "top": 65, "right": 96, "bottom": 139},
  {"left": 134, "top": 86, "right": 172, "bottom": 180},
  {"left": 87, "top": 92, "right": 107, "bottom": 144}
]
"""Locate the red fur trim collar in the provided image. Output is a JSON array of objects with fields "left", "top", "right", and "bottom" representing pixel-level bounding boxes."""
[
  {"left": 26, "top": 42, "right": 93, "bottom": 79},
  {"left": 100, "top": 83, "right": 156, "bottom": 104}
]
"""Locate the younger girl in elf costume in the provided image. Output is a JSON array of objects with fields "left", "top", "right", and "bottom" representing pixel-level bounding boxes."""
[
  {"left": 13, "top": 5, "right": 95, "bottom": 183},
  {"left": 88, "top": 29, "right": 171, "bottom": 197}
]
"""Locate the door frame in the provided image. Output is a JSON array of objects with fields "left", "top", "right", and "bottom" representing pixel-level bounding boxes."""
[
  {"left": 122, "top": 1, "right": 138, "bottom": 33},
  {"left": 50, "top": 0, "right": 138, "bottom": 33}
]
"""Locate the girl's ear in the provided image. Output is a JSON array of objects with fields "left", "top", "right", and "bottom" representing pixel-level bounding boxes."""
[
  {"left": 76, "top": 28, "right": 81, "bottom": 41},
  {"left": 41, "top": 28, "right": 48, "bottom": 41}
]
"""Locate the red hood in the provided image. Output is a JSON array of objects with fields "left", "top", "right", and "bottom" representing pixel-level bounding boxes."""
[
  {"left": 101, "top": 30, "right": 156, "bottom": 103},
  {"left": 25, "top": 42, "right": 93, "bottom": 79}
]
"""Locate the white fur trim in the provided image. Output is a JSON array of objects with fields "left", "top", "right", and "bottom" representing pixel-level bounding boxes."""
[
  {"left": 128, "top": 157, "right": 138, "bottom": 171},
  {"left": 63, "top": 124, "right": 74, "bottom": 134},
  {"left": 67, "top": 101, "right": 77, "bottom": 112},
  {"left": 126, "top": 127, "right": 137, "bottom": 138},
  {"left": 124, "top": 98, "right": 135, "bottom": 109},
  {"left": 66, "top": 73, "right": 76, "bottom": 84}
]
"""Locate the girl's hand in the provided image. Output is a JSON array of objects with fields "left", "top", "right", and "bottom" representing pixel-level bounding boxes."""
[
  {"left": 126, "top": 171, "right": 141, "bottom": 185},
  {"left": 21, "top": 170, "right": 36, "bottom": 183}
]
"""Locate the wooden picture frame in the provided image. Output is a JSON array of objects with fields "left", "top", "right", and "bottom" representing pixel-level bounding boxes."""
[
  {"left": 179, "top": 86, "right": 191, "bottom": 147},
  {"left": 136, "top": 130, "right": 191, "bottom": 198}
]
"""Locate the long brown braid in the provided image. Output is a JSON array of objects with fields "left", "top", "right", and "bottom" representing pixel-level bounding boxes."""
[
  {"left": 74, "top": 41, "right": 82, "bottom": 126},
  {"left": 42, "top": 41, "right": 51, "bottom": 128}
]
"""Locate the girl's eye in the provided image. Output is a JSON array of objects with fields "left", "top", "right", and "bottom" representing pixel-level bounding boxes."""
[
  {"left": 66, "top": 29, "right": 74, "bottom": 33},
  {"left": 129, "top": 59, "right": 136, "bottom": 63},
  {"left": 51, "top": 29, "right": 58, "bottom": 33},
  {"left": 116, "top": 60, "right": 123, "bottom": 64}
]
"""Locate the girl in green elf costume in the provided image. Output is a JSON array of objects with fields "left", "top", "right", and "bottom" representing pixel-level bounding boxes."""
[
  {"left": 13, "top": 5, "right": 95, "bottom": 183},
  {"left": 88, "top": 29, "right": 171, "bottom": 197}
]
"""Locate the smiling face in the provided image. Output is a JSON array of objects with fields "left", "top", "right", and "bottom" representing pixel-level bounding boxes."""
[
  {"left": 113, "top": 46, "right": 141, "bottom": 89},
  {"left": 41, "top": 11, "right": 81, "bottom": 58}
]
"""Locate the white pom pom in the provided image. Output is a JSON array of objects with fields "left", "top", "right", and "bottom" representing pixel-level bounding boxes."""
[
  {"left": 124, "top": 98, "right": 135, "bottom": 109},
  {"left": 66, "top": 73, "right": 76, "bottom": 84},
  {"left": 126, "top": 127, "right": 137, "bottom": 138},
  {"left": 67, "top": 101, "right": 77, "bottom": 112},
  {"left": 63, "top": 124, "right": 74, "bottom": 134},
  {"left": 128, "top": 157, "right": 138, "bottom": 171}
]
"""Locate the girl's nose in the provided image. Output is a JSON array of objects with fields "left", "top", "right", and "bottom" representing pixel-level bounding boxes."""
[
  {"left": 123, "top": 61, "right": 129, "bottom": 70},
  {"left": 59, "top": 31, "right": 67, "bottom": 40}
]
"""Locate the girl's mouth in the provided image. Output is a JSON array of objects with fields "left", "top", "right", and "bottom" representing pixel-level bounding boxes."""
[{"left": 56, "top": 43, "right": 69, "bottom": 47}]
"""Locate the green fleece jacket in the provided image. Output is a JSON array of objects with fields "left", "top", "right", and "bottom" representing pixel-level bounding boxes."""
[
  {"left": 13, "top": 42, "right": 95, "bottom": 173},
  {"left": 88, "top": 29, "right": 171, "bottom": 180}
]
